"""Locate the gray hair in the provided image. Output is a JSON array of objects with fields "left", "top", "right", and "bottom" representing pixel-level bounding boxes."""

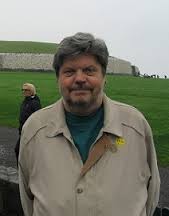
[{"left": 53, "top": 32, "right": 109, "bottom": 77}]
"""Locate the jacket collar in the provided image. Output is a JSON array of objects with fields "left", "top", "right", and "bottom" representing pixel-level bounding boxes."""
[
  {"left": 102, "top": 95, "right": 123, "bottom": 137},
  {"left": 46, "top": 95, "right": 123, "bottom": 138},
  {"left": 45, "top": 98, "right": 71, "bottom": 138}
]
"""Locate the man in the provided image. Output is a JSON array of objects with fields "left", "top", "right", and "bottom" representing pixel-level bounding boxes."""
[
  {"left": 15, "top": 83, "right": 41, "bottom": 164},
  {"left": 19, "top": 33, "right": 160, "bottom": 216}
]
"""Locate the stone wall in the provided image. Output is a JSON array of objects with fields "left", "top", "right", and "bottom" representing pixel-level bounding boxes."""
[
  {"left": 107, "top": 56, "right": 133, "bottom": 75},
  {"left": 0, "top": 55, "right": 3, "bottom": 69},
  {"left": 0, "top": 53, "right": 54, "bottom": 71},
  {"left": 0, "top": 53, "right": 140, "bottom": 75}
]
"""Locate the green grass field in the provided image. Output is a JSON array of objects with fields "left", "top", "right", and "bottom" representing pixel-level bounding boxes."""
[
  {"left": 0, "top": 41, "right": 58, "bottom": 53},
  {"left": 0, "top": 71, "right": 168, "bottom": 166}
]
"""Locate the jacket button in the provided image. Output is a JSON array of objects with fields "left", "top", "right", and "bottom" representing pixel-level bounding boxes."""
[{"left": 77, "top": 188, "right": 83, "bottom": 194}]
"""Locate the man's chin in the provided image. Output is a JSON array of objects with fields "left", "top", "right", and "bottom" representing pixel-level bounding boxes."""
[
  {"left": 67, "top": 98, "right": 90, "bottom": 108},
  {"left": 72, "top": 100, "right": 89, "bottom": 107}
]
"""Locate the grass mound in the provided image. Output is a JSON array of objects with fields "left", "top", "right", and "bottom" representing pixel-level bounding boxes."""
[{"left": 0, "top": 41, "right": 58, "bottom": 54}]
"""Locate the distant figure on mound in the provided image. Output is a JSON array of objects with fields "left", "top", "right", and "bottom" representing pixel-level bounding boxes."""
[{"left": 15, "top": 83, "right": 41, "bottom": 165}]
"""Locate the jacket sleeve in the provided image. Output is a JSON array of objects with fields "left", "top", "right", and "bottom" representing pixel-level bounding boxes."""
[
  {"left": 18, "top": 132, "right": 34, "bottom": 216},
  {"left": 145, "top": 120, "right": 160, "bottom": 216}
]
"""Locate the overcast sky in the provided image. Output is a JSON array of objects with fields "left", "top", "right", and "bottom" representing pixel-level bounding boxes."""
[{"left": 0, "top": 0, "right": 169, "bottom": 77}]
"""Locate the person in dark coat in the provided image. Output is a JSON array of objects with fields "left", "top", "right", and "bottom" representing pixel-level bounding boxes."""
[{"left": 15, "top": 83, "right": 41, "bottom": 164}]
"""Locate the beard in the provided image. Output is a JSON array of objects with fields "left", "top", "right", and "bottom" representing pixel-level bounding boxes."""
[
  {"left": 60, "top": 82, "right": 104, "bottom": 115},
  {"left": 66, "top": 88, "right": 96, "bottom": 109},
  {"left": 63, "top": 84, "right": 93, "bottom": 108},
  {"left": 66, "top": 91, "right": 94, "bottom": 109},
  {"left": 63, "top": 90, "right": 104, "bottom": 116}
]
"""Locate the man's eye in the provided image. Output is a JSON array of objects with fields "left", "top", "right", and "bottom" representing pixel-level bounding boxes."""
[
  {"left": 64, "top": 70, "right": 74, "bottom": 76},
  {"left": 84, "top": 67, "right": 95, "bottom": 75}
]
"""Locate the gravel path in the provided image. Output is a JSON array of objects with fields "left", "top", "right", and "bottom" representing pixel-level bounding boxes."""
[{"left": 0, "top": 126, "right": 168, "bottom": 207}]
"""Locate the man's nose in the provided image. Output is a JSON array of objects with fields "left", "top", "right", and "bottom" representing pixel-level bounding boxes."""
[{"left": 74, "top": 70, "right": 86, "bottom": 83}]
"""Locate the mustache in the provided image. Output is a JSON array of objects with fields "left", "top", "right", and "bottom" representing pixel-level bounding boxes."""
[{"left": 70, "top": 87, "right": 92, "bottom": 91}]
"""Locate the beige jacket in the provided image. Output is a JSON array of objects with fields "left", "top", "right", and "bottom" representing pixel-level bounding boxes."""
[{"left": 19, "top": 95, "right": 160, "bottom": 216}]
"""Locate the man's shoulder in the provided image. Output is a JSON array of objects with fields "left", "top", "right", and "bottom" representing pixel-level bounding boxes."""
[
  {"left": 30, "top": 102, "right": 54, "bottom": 116},
  {"left": 105, "top": 96, "right": 150, "bottom": 135},
  {"left": 106, "top": 96, "right": 144, "bottom": 118},
  {"left": 27, "top": 99, "right": 61, "bottom": 123},
  {"left": 21, "top": 99, "right": 63, "bottom": 138}
]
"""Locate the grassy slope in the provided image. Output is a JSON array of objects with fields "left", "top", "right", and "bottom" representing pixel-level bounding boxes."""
[
  {"left": 105, "top": 76, "right": 169, "bottom": 166},
  {"left": 0, "top": 72, "right": 168, "bottom": 166},
  {"left": 0, "top": 41, "right": 58, "bottom": 53}
]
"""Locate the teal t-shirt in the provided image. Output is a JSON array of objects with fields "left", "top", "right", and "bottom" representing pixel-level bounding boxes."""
[{"left": 65, "top": 105, "right": 104, "bottom": 163}]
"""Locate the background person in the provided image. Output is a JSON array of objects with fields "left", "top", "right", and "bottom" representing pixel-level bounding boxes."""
[
  {"left": 15, "top": 83, "right": 41, "bottom": 164},
  {"left": 19, "top": 33, "right": 160, "bottom": 216}
]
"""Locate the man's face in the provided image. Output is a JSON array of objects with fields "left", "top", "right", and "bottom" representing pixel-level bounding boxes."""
[{"left": 58, "top": 54, "right": 105, "bottom": 115}]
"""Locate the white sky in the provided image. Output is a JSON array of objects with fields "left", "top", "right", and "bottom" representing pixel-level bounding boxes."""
[{"left": 0, "top": 0, "right": 169, "bottom": 77}]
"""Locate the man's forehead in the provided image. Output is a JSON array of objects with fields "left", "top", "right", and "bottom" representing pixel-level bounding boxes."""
[{"left": 62, "top": 54, "right": 99, "bottom": 67}]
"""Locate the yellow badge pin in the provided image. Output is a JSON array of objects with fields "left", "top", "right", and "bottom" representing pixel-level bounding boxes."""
[{"left": 115, "top": 137, "right": 125, "bottom": 146}]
